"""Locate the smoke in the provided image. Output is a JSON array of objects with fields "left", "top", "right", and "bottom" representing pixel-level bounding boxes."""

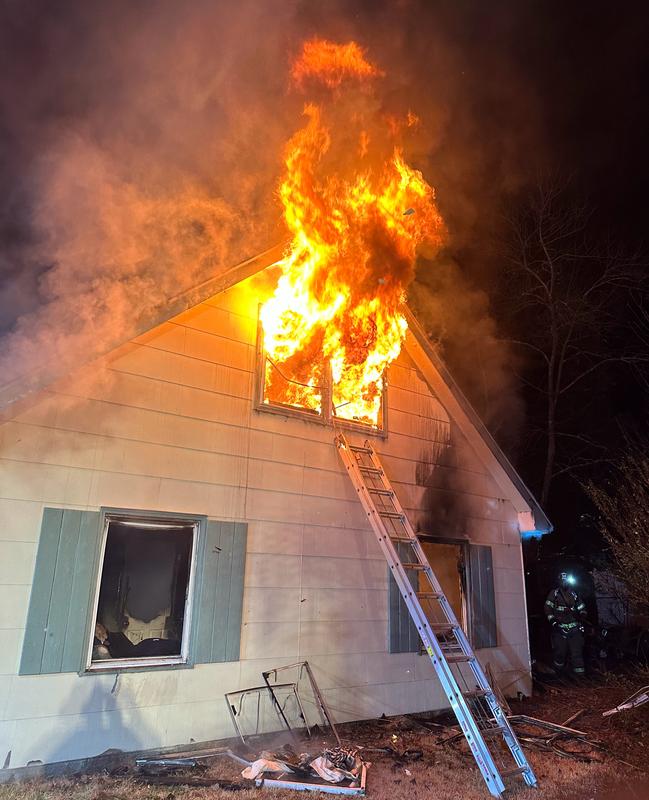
[
  {"left": 0, "top": 0, "right": 551, "bottom": 424},
  {"left": 0, "top": 0, "right": 300, "bottom": 386},
  {"left": 409, "top": 256, "right": 525, "bottom": 453}
]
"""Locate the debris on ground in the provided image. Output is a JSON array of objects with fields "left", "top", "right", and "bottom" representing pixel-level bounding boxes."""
[
  {"left": 602, "top": 685, "right": 649, "bottom": 717},
  {"left": 240, "top": 754, "right": 293, "bottom": 780},
  {"left": 1, "top": 697, "right": 641, "bottom": 800},
  {"left": 135, "top": 756, "right": 205, "bottom": 774},
  {"left": 224, "top": 660, "right": 341, "bottom": 749},
  {"left": 7, "top": 676, "right": 649, "bottom": 800},
  {"left": 439, "top": 712, "right": 606, "bottom": 764},
  {"left": 236, "top": 745, "right": 367, "bottom": 793},
  {"left": 262, "top": 661, "right": 342, "bottom": 746},
  {"left": 137, "top": 743, "right": 368, "bottom": 795},
  {"left": 214, "top": 662, "right": 367, "bottom": 793}
]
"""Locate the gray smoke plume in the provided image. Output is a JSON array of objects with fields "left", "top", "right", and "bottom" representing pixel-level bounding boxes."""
[
  {"left": 409, "top": 256, "right": 525, "bottom": 454},
  {"left": 0, "top": 0, "right": 550, "bottom": 429}
]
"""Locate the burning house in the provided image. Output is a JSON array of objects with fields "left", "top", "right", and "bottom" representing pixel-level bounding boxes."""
[{"left": 0, "top": 40, "right": 549, "bottom": 775}]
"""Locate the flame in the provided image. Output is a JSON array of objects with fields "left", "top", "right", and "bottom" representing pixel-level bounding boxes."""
[
  {"left": 291, "top": 38, "right": 383, "bottom": 90},
  {"left": 261, "top": 40, "right": 445, "bottom": 425}
]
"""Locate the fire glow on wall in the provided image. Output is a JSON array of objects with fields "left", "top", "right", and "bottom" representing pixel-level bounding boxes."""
[{"left": 259, "top": 39, "right": 446, "bottom": 427}]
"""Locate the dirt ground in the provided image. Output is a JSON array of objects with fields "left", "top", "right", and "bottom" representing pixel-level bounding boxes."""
[{"left": 2, "top": 676, "right": 649, "bottom": 800}]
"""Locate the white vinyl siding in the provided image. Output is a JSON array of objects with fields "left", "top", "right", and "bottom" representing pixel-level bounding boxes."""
[{"left": 0, "top": 270, "right": 530, "bottom": 768}]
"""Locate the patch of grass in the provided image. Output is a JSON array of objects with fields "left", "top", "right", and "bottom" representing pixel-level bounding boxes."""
[{"left": 0, "top": 757, "right": 630, "bottom": 800}]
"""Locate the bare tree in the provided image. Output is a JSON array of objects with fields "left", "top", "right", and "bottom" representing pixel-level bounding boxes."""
[
  {"left": 502, "top": 179, "right": 643, "bottom": 506},
  {"left": 586, "top": 447, "right": 649, "bottom": 614}
]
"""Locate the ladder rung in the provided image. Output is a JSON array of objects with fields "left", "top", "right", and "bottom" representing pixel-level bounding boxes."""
[
  {"left": 443, "top": 652, "right": 473, "bottom": 663},
  {"left": 417, "top": 591, "right": 441, "bottom": 599},
  {"left": 429, "top": 622, "right": 458, "bottom": 634},
  {"left": 501, "top": 767, "right": 529, "bottom": 779},
  {"left": 389, "top": 534, "right": 414, "bottom": 543},
  {"left": 401, "top": 563, "right": 426, "bottom": 571},
  {"left": 478, "top": 725, "right": 506, "bottom": 738},
  {"left": 358, "top": 465, "right": 383, "bottom": 475},
  {"left": 367, "top": 487, "right": 393, "bottom": 497},
  {"left": 378, "top": 510, "right": 404, "bottom": 520},
  {"left": 349, "top": 445, "right": 374, "bottom": 454},
  {"left": 463, "top": 688, "right": 492, "bottom": 699}
]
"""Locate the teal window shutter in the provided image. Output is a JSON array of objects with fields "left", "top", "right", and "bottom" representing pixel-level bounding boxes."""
[
  {"left": 20, "top": 508, "right": 102, "bottom": 675},
  {"left": 191, "top": 520, "right": 247, "bottom": 664},
  {"left": 468, "top": 544, "right": 497, "bottom": 649},
  {"left": 388, "top": 542, "right": 419, "bottom": 653}
]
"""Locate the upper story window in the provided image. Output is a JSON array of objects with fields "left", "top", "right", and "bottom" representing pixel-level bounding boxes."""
[{"left": 256, "top": 318, "right": 387, "bottom": 433}]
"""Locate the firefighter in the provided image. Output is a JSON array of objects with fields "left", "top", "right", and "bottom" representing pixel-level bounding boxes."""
[{"left": 544, "top": 572, "right": 588, "bottom": 675}]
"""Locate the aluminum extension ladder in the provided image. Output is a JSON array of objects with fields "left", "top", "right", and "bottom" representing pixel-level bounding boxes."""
[{"left": 335, "top": 433, "right": 536, "bottom": 797}]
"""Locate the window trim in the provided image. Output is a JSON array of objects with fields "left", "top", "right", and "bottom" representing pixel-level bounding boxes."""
[
  {"left": 83, "top": 508, "right": 206, "bottom": 674},
  {"left": 254, "top": 314, "right": 389, "bottom": 438}
]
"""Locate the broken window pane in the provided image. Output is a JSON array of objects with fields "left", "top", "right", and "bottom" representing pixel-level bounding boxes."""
[
  {"left": 332, "top": 374, "right": 385, "bottom": 429},
  {"left": 263, "top": 347, "right": 325, "bottom": 414},
  {"left": 259, "top": 324, "right": 385, "bottom": 428},
  {"left": 92, "top": 519, "right": 193, "bottom": 664}
]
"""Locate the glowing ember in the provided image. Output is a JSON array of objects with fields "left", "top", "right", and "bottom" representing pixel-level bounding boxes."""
[{"left": 261, "top": 39, "right": 446, "bottom": 425}]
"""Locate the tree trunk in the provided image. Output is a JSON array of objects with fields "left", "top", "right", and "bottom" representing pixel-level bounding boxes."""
[{"left": 541, "top": 408, "right": 556, "bottom": 507}]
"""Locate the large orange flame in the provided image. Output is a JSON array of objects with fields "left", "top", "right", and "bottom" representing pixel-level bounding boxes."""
[
  {"left": 261, "top": 40, "right": 445, "bottom": 425},
  {"left": 291, "top": 38, "right": 383, "bottom": 89}
]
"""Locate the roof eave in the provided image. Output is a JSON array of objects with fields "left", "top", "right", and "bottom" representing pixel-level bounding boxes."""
[{"left": 0, "top": 243, "right": 287, "bottom": 420}]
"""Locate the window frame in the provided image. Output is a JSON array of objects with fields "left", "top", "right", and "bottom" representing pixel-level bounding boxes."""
[
  {"left": 84, "top": 508, "right": 205, "bottom": 673},
  {"left": 254, "top": 314, "right": 389, "bottom": 438}
]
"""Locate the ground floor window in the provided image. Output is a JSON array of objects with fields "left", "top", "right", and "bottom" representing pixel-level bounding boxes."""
[
  {"left": 89, "top": 514, "right": 197, "bottom": 669},
  {"left": 20, "top": 509, "right": 248, "bottom": 676},
  {"left": 389, "top": 537, "right": 488, "bottom": 654}
]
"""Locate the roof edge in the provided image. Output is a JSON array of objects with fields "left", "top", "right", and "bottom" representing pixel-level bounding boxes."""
[{"left": 0, "top": 243, "right": 287, "bottom": 418}]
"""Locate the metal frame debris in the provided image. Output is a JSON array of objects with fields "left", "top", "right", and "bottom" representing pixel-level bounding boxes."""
[
  {"left": 224, "top": 683, "right": 309, "bottom": 745},
  {"left": 262, "top": 660, "right": 342, "bottom": 746},
  {"left": 603, "top": 686, "right": 649, "bottom": 717}
]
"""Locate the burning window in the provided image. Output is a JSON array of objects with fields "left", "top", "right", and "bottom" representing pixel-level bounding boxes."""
[
  {"left": 263, "top": 345, "right": 326, "bottom": 416},
  {"left": 256, "top": 41, "right": 446, "bottom": 431},
  {"left": 258, "top": 320, "right": 387, "bottom": 429},
  {"left": 89, "top": 514, "right": 196, "bottom": 669}
]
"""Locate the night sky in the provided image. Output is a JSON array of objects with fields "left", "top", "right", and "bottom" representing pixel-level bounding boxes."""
[{"left": 1, "top": 1, "right": 648, "bottom": 562}]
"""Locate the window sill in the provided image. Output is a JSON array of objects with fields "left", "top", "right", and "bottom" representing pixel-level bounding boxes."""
[
  {"left": 332, "top": 416, "right": 387, "bottom": 439},
  {"left": 86, "top": 656, "right": 188, "bottom": 673},
  {"left": 255, "top": 401, "right": 387, "bottom": 438},
  {"left": 255, "top": 400, "right": 328, "bottom": 426}
]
